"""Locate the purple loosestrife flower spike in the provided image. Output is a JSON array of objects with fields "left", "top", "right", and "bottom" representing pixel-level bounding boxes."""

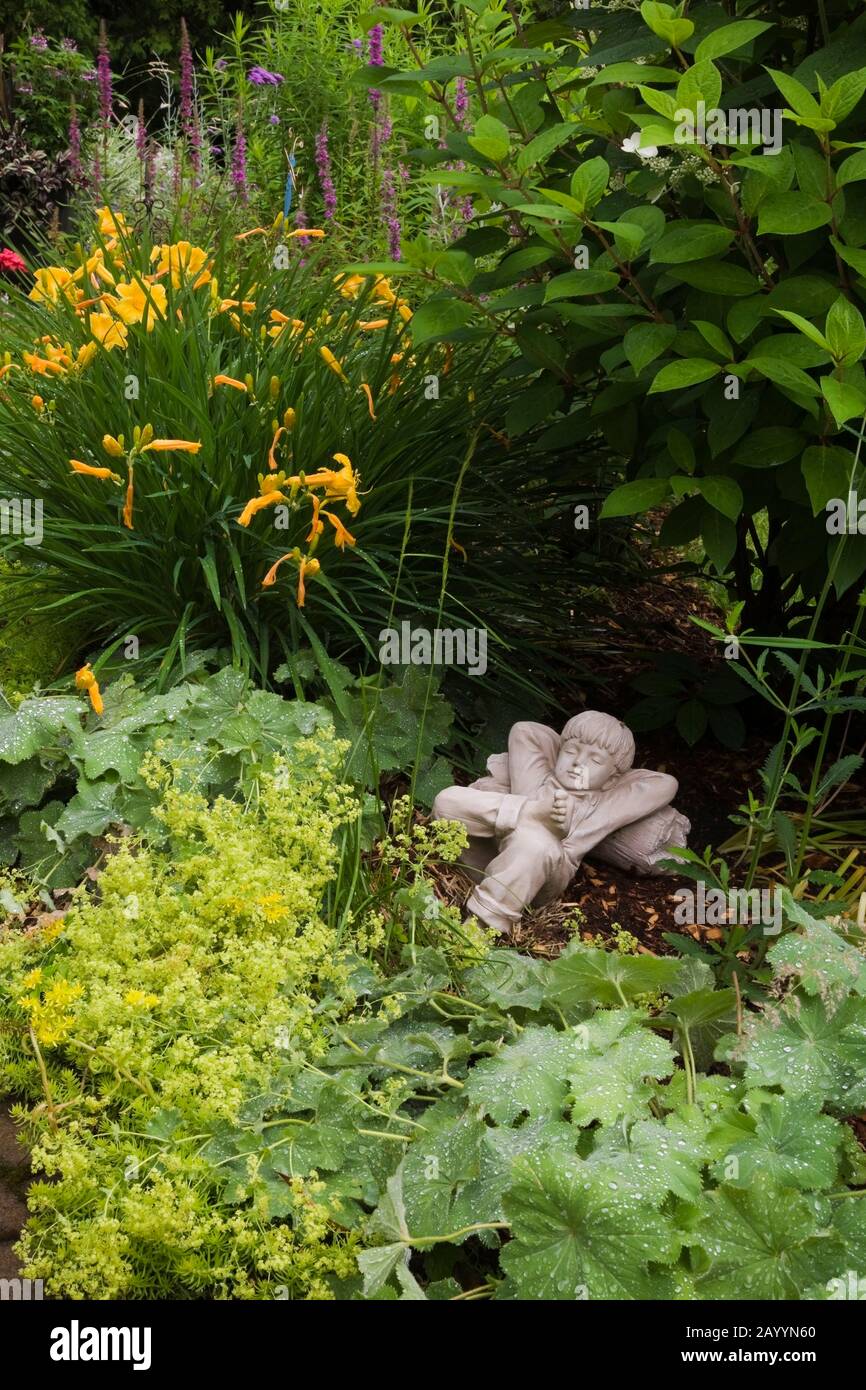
[
  {"left": 315, "top": 121, "right": 337, "bottom": 222},
  {"left": 68, "top": 99, "right": 85, "bottom": 186},
  {"left": 381, "top": 165, "right": 401, "bottom": 260},
  {"left": 179, "top": 18, "right": 201, "bottom": 175},
  {"left": 368, "top": 22, "right": 383, "bottom": 108},
  {"left": 454, "top": 76, "right": 469, "bottom": 129},
  {"left": 97, "top": 21, "right": 113, "bottom": 126}
]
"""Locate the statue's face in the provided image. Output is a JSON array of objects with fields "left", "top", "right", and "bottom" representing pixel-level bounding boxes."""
[{"left": 554, "top": 736, "right": 619, "bottom": 793}]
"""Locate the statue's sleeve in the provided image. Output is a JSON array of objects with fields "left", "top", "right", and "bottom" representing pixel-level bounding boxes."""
[
  {"left": 563, "top": 769, "right": 678, "bottom": 859},
  {"left": 507, "top": 722, "right": 561, "bottom": 795}
]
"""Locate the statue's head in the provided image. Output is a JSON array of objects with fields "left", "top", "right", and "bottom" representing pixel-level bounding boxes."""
[{"left": 554, "top": 711, "right": 636, "bottom": 793}]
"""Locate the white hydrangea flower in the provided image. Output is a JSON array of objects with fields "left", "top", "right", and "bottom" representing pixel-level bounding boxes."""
[{"left": 623, "top": 131, "right": 659, "bottom": 159}]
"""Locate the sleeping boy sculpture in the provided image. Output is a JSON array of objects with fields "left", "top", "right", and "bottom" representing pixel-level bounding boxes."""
[{"left": 432, "top": 711, "right": 689, "bottom": 935}]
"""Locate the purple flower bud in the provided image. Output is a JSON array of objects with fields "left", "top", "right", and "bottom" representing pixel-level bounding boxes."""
[{"left": 29, "top": 32, "right": 48, "bottom": 50}]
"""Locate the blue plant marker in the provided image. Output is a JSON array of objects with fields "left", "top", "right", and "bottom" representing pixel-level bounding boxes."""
[{"left": 283, "top": 154, "right": 297, "bottom": 220}]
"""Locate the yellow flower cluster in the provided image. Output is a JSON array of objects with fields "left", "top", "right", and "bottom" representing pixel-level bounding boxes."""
[
  {"left": 17, "top": 976, "right": 84, "bottom": 1047},
  {"left": 24, "top": 210, "right": 213, "bottom": 374}
]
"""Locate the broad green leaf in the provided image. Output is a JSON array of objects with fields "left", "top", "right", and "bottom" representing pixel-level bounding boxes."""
[
  {"left": 570, "top": 156, "right": 610, "bottom": 213},
  {"left": 716, "top": 1097, "right": 841, "bottom": 1191},
  {"left": 837, "top": 149, "right": 866, "bottom": 188},
  {"left": 694, "top": 320, "right": 732, "bottom": 360},
  {"left": 758, "top": 192, "right": 833, "bottom": 235},
  {"left": 700, "top": 507, "right": 737, "bottom": 573},
  {"left": 542, "top": 941, "right": 683, "bottom": 1012},
  {"left": 666, "top": 259, "right": 760, "bottom": 296},
  {"left": 515, "top": 123, "right": 577, "bottom": 175},
  {"left": 464, "top": 1027, "right": 582, "bottom": 1124},
  {"left": 746, "top": 354, "right": 821, "bottom": 396},
  {"left": 675, "top": 60, "right": 721, "bottom": 115},
  {"left": 694, "top": 20, "right": 771, "bottom": 63},
  {"left": 623, "top": 322, "right": 677, "bottom": 374},
  {"left": 589, "top": 63, "right": 679, "bottom": 88},
  {"left": 543, "top": 268, "right": 620, "bottom": 301},
  {"left": 588, "top": 1115, "right": 707, "bottom": 1203},
  {"left": 739, "top": 994, "right": 866, "bottom": 1112},
  {"left": 826, "top": 295, "right": 866, "bottom": 366},
  {"left": 601, "top": 478, "right": 670, "bottom": 517},
  {"left": 696, "top": 475, "right": 743, "bottom": 521},
  {"left": 648, "top": 358, "right": 721, "bottom": 393},
  {"left": 773, "top": 308, "right": 832, "bottom": 352},
  {"left": 408, "top": 297, "right": 474, "bottom": 343},
  {"left": 731, "top": 426, "right": 804, "bottom": 468},
  {"left": 0, "top": 697, "right": 85, "bottom": 766},
  {"left": 650, "top": 221, "right": 736, "bottom": 264},
  {"left": 802, "top": 444, "right": 859, "bottom": 514},
  {"left": 676, "top": 698, "right": 707, "bottom": 745},
  {"left": 822, "top": 70, "right": 866, "bottom": 125},
  {"left": 468, "top": 114, "right": 511, "bottom": 162},
  {"left": 500, "top": 1150, "right": 680, "bottom": 1300},
  {"left": 822, "top": 375, "right": 866, "bottom": 428},
  {"left": 637, "top": 83, "right": 682, "bottom": 122},
  {"left": 640, "top": 1, "right": 694, "bottom": 50},
  {"left": 767, "top": 67, "right": 824, "bottom": 121},
  {"left": 768, "top": 910, "right": 866, "bottom": 1000},
  {"left": 694, "top": 1177, "right": 846, "bottom": 1299},
  {"left": 463, "top": 952, "right": 546, "bottom": 1012},
  {"left": 569, "top": 1030, "right": 676, "bottom": 1126}
]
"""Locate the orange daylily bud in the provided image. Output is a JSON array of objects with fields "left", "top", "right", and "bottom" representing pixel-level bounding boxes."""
[{"left": 70, "top": 460, "right": 121, "bottom": 482}]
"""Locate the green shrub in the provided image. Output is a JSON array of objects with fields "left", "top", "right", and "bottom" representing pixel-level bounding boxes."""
[{"left": 363, "top": 0, "right": 866, "bottom": 630}]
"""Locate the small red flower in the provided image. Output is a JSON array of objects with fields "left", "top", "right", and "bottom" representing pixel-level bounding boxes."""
[{"left": 0, "top": 248, "right": 27, "bottom": 274}]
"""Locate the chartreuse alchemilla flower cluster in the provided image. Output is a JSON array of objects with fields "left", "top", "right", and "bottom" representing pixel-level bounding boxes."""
[{"left": 0, "top": 732, "right": 375, "bottom": 1299}]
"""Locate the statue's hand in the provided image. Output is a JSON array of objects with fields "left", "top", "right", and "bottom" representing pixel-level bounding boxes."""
[{"left": 518, "top": 787, "right": 569, "bottom": 839}]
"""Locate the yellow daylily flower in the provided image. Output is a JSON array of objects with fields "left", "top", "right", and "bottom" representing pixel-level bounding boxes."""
[
  {"left": 322, "top": 509, "right": 356, "bottom": 548},
  {"left": 261, "top": 550, "right": 320, "bottom": 607},
  {"left": 238, "top": 491, "right": 287, "bottom": 527},
  {"left": 288, "top": 454, "right": 361, "bottom": 515},
  {"left": 23, "top": 352, "right": 65, "bottom": 377},
  {"left": 28, "top": 266, "right": 76, "bottom": 305},
  {"left": 103, "top": 434, "right": 125, "bottom": 458},
  {"left": 75, "top": 341, "right": 99, "bottom": 370},
  {"left": 151, "top": 241, "right": 212, "bottom": 289},
  {"left": 97, "top": 207, "right": 129, "bottom": 241},
  {"left": 104, "top": 280, "right": 168, "bottom": 330},
  {"left": 89, "top": 312, "right": 128, "bottom": 351},
  {"left": 72, "top": 252, "right": 116, "bottom": 287},
  {"left": 75, "top": 664, "right": 104, "bottom": 717}
]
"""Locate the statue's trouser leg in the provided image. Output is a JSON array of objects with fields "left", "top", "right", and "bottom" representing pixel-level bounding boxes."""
[{"left": 466, "top": 825, "right": 574, "bottom": 933}]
